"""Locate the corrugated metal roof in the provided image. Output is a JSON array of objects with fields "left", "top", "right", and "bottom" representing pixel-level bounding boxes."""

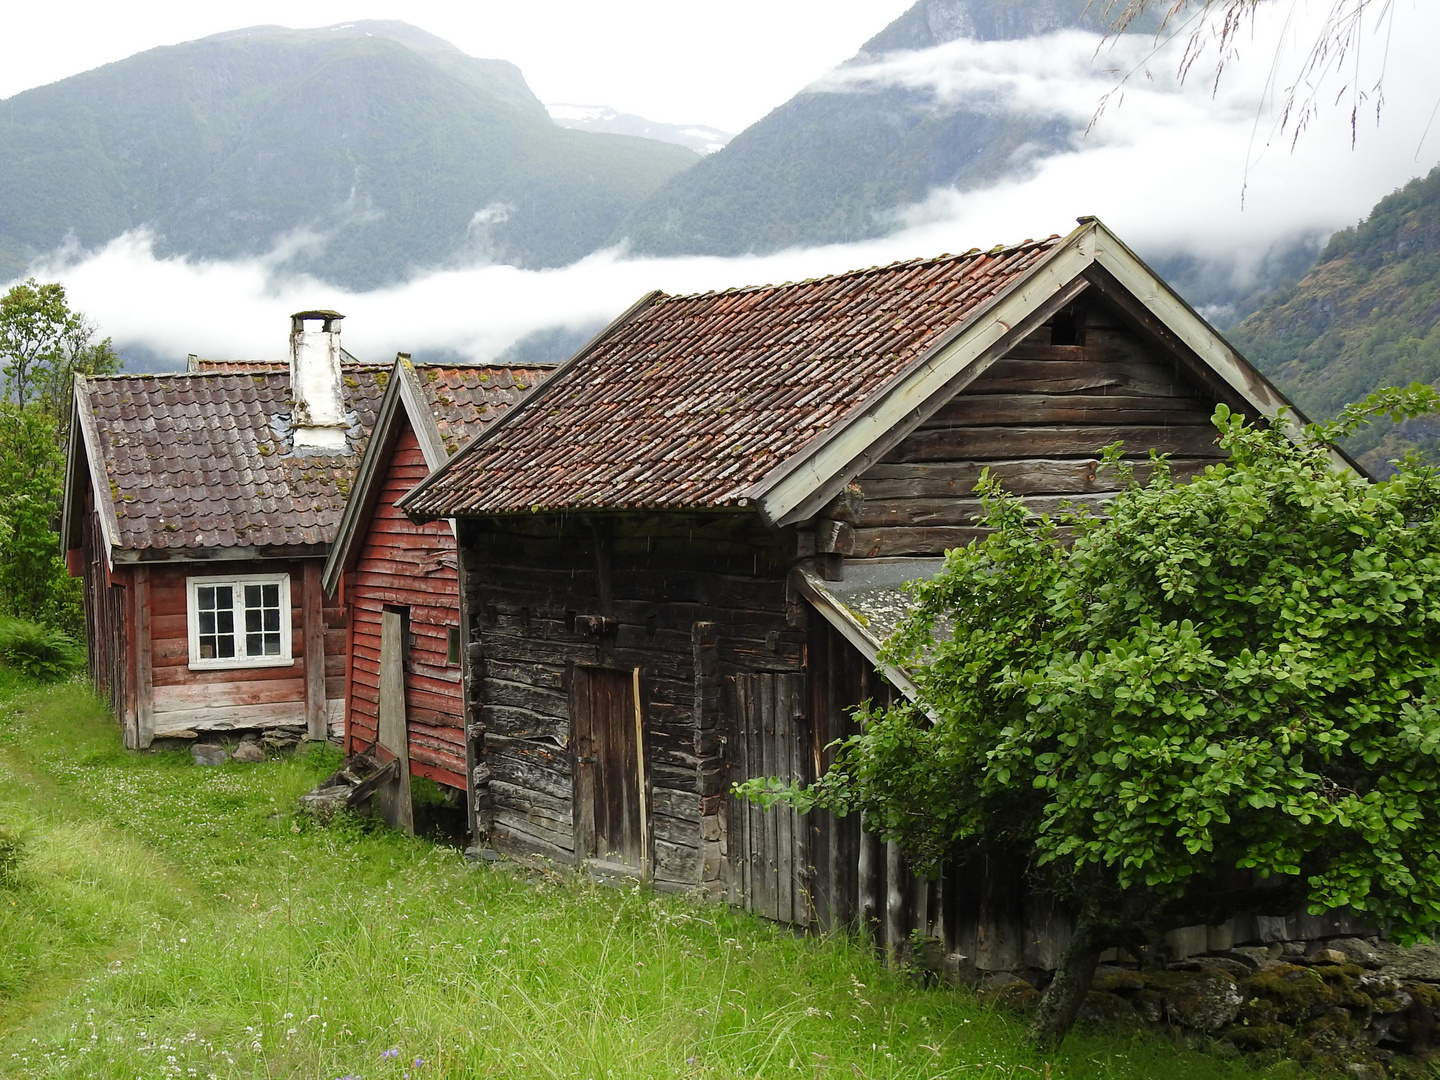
[
  {"left": 83, "top": 368, "right": 384, "bottom": 553},
  {"left": 404, "top": 238, "right": 1061, "bottom": 517}
]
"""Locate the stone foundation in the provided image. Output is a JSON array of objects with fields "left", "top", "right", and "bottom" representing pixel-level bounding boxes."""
[{"left": 980, "top": 937, "right": 1440, "bottom": 1077}]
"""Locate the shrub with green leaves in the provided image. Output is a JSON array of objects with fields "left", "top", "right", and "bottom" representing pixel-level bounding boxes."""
[
  {"left": 782, "top": 390, "right": 1440, "bottom": 1046},
  {"left": 0, "top": 617, "right": 82, "bottom": 681}
]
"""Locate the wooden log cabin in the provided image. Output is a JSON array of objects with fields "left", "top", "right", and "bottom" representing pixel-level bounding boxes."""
[
  {"left": 399, "top": 218, "right": 1342, "bottom": 971},
  {"left": 321, "top": 357, "right": 546, "bottom": 824},
  {"left": 61, "top": 312, "right": 384, "bottom": 748}
]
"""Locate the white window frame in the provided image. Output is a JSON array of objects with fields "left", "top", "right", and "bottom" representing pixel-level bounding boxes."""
[{"left": 186, "top": 573, "right": 294, "bottom": 670}]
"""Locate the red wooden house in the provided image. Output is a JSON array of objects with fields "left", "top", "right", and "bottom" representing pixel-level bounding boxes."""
[
  {"left": 61, "top": 312, "right": 385, "bottom": 748},
  {"left": 321, "top": 358, "right": 544, "bottom": 826}
]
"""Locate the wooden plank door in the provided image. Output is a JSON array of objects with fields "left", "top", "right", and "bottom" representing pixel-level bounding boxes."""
[
  {"left": 725, "top": 672, "right": 810, "bottom": 925},
  {"left": 572, "top": 666, "right": 646, "bottom": 874}
]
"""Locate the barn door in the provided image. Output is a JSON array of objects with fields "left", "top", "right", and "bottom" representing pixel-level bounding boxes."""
[
  {"left": 725, "top": 672, "right": 811, "bottom": 926},
  {"left": 572, "top": 666, "right": 647, "bottom": 875}
]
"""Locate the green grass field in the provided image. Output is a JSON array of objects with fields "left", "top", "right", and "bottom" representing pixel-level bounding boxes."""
[{"left": 0, "top": 678, "right": 1299, "bottom": 1079}]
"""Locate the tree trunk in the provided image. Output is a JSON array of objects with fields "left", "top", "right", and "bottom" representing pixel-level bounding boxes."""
[{"left": 1026, "top": 900, "right": 1106, "bottom": 1049}]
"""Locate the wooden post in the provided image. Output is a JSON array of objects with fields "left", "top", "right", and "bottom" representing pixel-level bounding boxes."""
[
  {"left": 858, "top": 815, "right": 879, "bottom": 941},
  {"left": 632, "top": 665, "right": 650, "bottom": 882},
  {"left": 341, "top": 570, "right": 357, "bottom": 757},
  {"left": 376, "top": 609, "right": 414, "bottom": 834},
  {"left": 303, "top": 562, "right": 326, "bottom": 742},
  {"left": 885, "top": 841, "right": 906, "bottom": 964},
  {"left": 456, "top": 546, "right": 480, "bottom": 840},
  {"left": 134, "top": 567, "right": 153, "bottom": 749}
]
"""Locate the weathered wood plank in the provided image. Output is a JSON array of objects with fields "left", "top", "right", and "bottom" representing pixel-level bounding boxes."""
[
  {"left": 774, "top": 676, "right": 794, "bottom": 925},
  {"left": 376, "top": 609, "right": 415, "bottom": 835},
  {"left": 150, "top": 701, "right": 307, "bottom": 732},
  {"left": 153, "top": 679, "right": 306, "bottom": 709},
  {"left": 859, "top": 457, "right": 1213, "bottom": 500},
  {"left": 848, "top": 527, "right": 990, "bottom": 557},
  {"left": 927, "top": 394, "right": 1212, "bottom": 427},
  {"left": 303, "top": 562, "right": 326, "bottom": 742},
  {"left": 135, "top": 567, "right": 154, "bottom": 747},
  {"left": 856, "top": 491, "right": 1118, "bottom": 528},
  {"left": 965, "top": 357, "right": 1192, "bottom": 397},
  {"left": 887, "top": 424, "right": 1223, "bottom": 463}
]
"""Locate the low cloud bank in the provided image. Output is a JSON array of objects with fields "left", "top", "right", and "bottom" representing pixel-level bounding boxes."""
[{"left": 15, "top": 1, "right": 1440, "bottom": 366}]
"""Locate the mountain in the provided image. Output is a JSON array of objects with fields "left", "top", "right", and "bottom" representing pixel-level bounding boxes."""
[
  {"left": 610, "top": 0, "right": 1121, "bottom": 259},
  {"left": 0, "top": 22, "right": 698, "bottom": 290},
  {"left": 1229, "top": 164, "right": 1440, "bottom": 472},
  {"left": 546, "top": 104, "right": 731, "bottom": 155}
]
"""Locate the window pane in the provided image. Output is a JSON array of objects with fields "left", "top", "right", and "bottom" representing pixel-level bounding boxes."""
[
  {"left": 196, "top": 585, "right": 235, "bottom": 661},
  {"left": 238, "top": 579, "right": 284, "bottom": 658}
]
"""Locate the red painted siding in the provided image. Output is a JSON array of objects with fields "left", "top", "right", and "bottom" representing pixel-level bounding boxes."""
[{"left": 345, "top": 422, "right": 466, "bottom": 789}]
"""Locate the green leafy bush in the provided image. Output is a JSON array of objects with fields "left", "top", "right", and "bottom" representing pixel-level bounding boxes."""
[
  {"left": 0, "top": 618, "right": 82, "bottom": 681},
  {"left": 767, "top": 389, "right": 1440, "bottom": 1046}
]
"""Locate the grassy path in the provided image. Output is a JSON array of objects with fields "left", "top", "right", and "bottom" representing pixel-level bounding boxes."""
[{"left": 0, "top": 680, "right": 1291, "bottom": 1079}]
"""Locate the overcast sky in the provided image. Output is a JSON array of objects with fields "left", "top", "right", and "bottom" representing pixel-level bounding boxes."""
[
  {"left": 6, "top": 0, "right": 1440, "bottom": 367},
  {"left": 0, "top": 0, "right": 914, "bottom": 133}
]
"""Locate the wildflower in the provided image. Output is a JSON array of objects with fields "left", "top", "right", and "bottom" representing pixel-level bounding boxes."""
[{"left": 381, "top": 1048, "right": 401, "bottom": 1060}]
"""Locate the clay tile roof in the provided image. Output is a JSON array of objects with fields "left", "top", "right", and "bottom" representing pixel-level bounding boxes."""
[
  {"left": 412, "top": 364, "right": 549, "bottom": 456},
  {"left": 84, "top": 368, "right": 385, "bottom": 553},
  {"left": 405, "top": 237, "right": 1062, "bottom": 517}
]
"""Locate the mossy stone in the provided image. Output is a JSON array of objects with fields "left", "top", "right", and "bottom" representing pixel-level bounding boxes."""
[
  {"left": 1227, "top": 1023, "right": 1290, "bottom": 1051},
  {"left": 1094, "top": 970, "right": 1145, "bottom": 993}
]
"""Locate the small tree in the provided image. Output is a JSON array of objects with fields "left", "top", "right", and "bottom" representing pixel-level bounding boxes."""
[
  {"left": 767, "top": 390, "right": 1440, "bottom": 1047},
  {"left": 0, "top": 279, "right": 118, "bottom": 631},
  {"left": 0, "top": 278, "right": 119, "bottom": 449}
]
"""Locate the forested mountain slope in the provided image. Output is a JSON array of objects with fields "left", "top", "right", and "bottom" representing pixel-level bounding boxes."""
[
  {"left": 1230, "top": 165, "right": 1440, "bottom": 472},
  {"left": 0, "top": 21, "right": 697, "bottom": 289}
]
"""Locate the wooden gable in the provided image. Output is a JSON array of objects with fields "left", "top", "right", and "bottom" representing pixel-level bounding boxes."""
[{"left": 839, "top": 290, "right": 1242, "bottom": 559}]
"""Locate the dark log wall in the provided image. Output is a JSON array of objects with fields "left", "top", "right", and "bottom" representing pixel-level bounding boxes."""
[
  {"left": 837, "top": 295, "right": 1239, "bottom": 558},
  {"left": 345, "top": 423, "right": 465, "bottom": 789},
  {"left": 458, "top": 511, "right": 802, "bottom": 894}
]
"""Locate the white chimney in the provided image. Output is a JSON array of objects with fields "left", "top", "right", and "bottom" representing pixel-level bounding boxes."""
[{"left": 289, "top": 310, "right": 349, "bottom": 453}]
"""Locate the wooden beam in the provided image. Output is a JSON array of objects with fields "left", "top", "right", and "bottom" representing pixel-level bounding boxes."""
[
  {"left": 886, "top": 423, "right": 1223, "bottom": 463},
  {"left": 633, "top": 665, "right": 650, "bottom": 883},
  {"left": 343, "top": 570, "right": 357, "bottom": 757},
  {"left": 134, "top": 567, "right": 153, "bottom": 749},
  {"left": 376, "top": 609, "right": 414, "bottom": 834},
  {"left": 304, "top": 562, "right": 327, "bottom": 742}
]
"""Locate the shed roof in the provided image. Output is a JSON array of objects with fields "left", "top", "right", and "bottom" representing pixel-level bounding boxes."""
[
  {"left": 401, "top": 237, "right": 1062, "bottom": 518},
  {"left": 67, "top": 367, "right": 385, "bottom": 560},
  {"left": 403, "top": 219, "right": 1319, "bottom": 526},
  {"left": 320, "top": 359, "right": 548, "bottom": 595}
]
